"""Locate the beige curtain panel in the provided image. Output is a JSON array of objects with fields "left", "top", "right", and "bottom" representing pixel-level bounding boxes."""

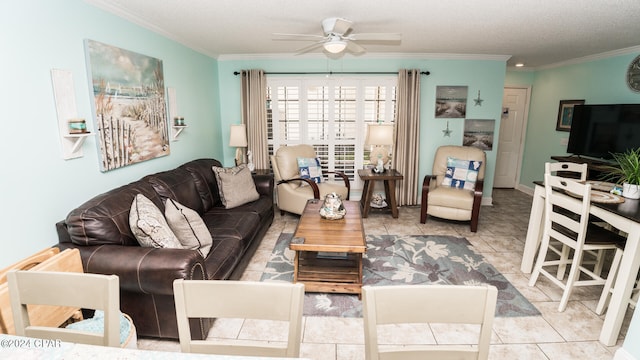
[
  {"left": 241, "top": 69, "right": 269, "bottom": 170},
  {"left": 394, "top": 69, "right": 421, "bottom": 206}
]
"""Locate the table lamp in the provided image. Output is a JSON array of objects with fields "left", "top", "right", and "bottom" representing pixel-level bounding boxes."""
[
  {"left": 365, "top": 123, "right": 394, "bottom": 172},
  {"left": 229, "top": 124, "right": 248, "bottom": 166}
]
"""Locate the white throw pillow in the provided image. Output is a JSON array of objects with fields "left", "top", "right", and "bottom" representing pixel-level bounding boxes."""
[
  {"left": 129, "top": 194, "right": 181, "bottom": 249},
  {"left": 212, "top": 164, "right": 260, "bottom": 209},
  {"left": 164, "top": 198, "right": 213, "bottom": 258}
]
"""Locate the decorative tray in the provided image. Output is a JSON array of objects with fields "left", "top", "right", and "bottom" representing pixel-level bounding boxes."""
[
  {"left": 589, "top": 190, "right": 625, "bottom": 204},
  {"left": 586, "top": 180, "right": 617, "bottom": 192}
]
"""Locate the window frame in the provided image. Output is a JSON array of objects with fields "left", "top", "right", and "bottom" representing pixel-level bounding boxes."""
[{"left": 267, "top": 76, "right": 397, "bottom": 190}]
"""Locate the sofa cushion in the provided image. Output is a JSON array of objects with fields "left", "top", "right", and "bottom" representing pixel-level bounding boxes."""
[
  {"left": 203, "top": 236, "right": 245, "bottom": 280},
  {"left": 297, "top": 157, "right": 323, "bottom": 183},
  {"left": 65, "top": 180, "right": 162, "bottom": 246},
  {"left": 201, "top": 211, "right": 260, "bottom": 251},
  {"left": 207, "top": 196, "right": 273, "bottom": 222},
  {"left": 212, "top": 165, "right": 260, "bottom": 209},
  {"left": 181, "top": 159, "right": 223, "bottom": 211},
  {"left": 145, "top": 168, "right": 204, "bottom": 214},
  {"left": 130, "top": 194, "right": 181, "bottom": 249},
  {"left": 164, "top": 198, "right": 213, "bottom": 258},
  {"left": 442, "top": 157, "right": 482, "bottom": 191}
]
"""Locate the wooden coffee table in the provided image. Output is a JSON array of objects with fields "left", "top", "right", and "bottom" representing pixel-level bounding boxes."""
[{"left": 289, "top": 199, "right": 367, "bottom": 296}]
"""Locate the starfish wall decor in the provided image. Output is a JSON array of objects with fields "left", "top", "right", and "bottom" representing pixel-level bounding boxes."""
[
  {"left": 442, "top": 120, "right": 452, "bottom": 137},
  {"left": 474, "top": 90, "right": 484, "bottom": 106}
]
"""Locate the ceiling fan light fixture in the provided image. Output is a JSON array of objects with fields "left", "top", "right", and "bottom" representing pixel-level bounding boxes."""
[{"left": 323, "top": 39, "right": 347, "bottom": 53}]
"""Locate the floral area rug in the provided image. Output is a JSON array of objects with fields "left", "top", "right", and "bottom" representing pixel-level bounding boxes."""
[{"left": 260, "top": 233, "right": 539, "bottom": 318}]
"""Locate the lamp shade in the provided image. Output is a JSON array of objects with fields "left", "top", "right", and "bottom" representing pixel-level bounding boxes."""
[
  {"left": 229, "top": 124, "right": 248, "bottom": 147},
  {"left": 365, "top": 123, "right": 394, "bottom": 146}
]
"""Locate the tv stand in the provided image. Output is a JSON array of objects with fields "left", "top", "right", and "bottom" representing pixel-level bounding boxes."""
[{"left": 550, "top": 155, "right": 616, "bottom": 181}]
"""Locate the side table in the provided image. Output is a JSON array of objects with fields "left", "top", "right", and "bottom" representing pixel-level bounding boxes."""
[{"left": 357, "top": 169, "right": 403, "bottom": 218}]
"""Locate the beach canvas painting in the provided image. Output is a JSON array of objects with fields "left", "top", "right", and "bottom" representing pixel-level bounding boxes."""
[
  {"left": 463, "top": 119, "right": 495, "bottom": 150},
  {"left": 85, "top": 40, "right": 170, "bottom": 172},
  {"left": 435, "top": 86, "right": 468, "bottom": 118}
]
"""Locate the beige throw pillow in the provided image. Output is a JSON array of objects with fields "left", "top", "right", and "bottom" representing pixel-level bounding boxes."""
[
  {"left": 212, "top": 164, "right": 260, "bottom": 209},
  {"left": 164, "top": 198, "right": 213, "bottom": 258},
  {"left": 130, "top": 194, "right": 181, "bottom": 249}
]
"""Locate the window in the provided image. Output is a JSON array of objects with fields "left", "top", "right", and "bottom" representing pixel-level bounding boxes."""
[{"left": 267, "top": 77, "right": 396, "bottom": 189}]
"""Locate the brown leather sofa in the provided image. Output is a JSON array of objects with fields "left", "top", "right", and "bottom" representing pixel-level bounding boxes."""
[{"left": 55, "top": 159, "right": 274, "bottom": 340}]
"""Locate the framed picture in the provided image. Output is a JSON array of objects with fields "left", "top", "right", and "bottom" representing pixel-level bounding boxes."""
[
  {"left": 84, "top": 39, "right": 170, "bottom": 171},
  {"left": 463, "top": 119, "right": 495, "bottom": 150},
  {"left": 435, "top": 86, "right": 468, "bottom": 118},
  {"left": 556, "top": 99, "right": 584, "bottom": 132}
]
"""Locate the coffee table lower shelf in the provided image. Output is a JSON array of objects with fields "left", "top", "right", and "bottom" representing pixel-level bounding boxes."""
[{"left": 293, "top": 253, "right": 363, "bottom": 295}]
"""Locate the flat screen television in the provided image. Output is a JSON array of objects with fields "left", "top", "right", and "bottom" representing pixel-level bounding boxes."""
[{"left": 567, "top": 104, "right": 640, "bottom": 160}]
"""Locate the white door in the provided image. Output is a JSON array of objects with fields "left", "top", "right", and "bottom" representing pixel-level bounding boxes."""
[{"left": 494, "top": 87, "right": 529, "bottom": 188}]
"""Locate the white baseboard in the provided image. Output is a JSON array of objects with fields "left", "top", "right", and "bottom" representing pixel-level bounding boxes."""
[{"left": 482, "top": 196, "right": 493, "bottom": 206}]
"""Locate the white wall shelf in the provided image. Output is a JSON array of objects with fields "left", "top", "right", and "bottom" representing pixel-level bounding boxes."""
[
  {"left": 62, "top": 132, "right": 95, "bottom": 154},
  {"left": 51, "top": 69, "right": 92, "bottom": 159},
  {"left": 172, "top": 125, "right": 187, "bottom": 140}
]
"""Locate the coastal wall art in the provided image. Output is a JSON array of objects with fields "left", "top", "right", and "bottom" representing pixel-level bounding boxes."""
[
  {"left": 463, "top": 119, "right": 495, "bottom": 150},
  {"left": 84, "top": 39, "right": 169, "bottom": 171},
  {"left": 435, "top": 86, "right": 468, "bottom": 118},
  {"left": 555, "top": 99, "right": 584, "bottom": 132}
]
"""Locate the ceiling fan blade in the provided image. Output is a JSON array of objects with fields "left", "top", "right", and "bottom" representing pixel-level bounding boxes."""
[
  {"left": 332, "top": 18, "right": 353, "bottom": 35},
  {"left": 349, "top": 33, "right": 402, "bottom": 42},
  {"left": 296, "top": 41, "right": 325, "bottom": 54},
  {"left": 272, "top": 33, "right": 325, "bottom": 41},
  {"left": 346, "top": 41, "right": 366, "bottom": 55}
]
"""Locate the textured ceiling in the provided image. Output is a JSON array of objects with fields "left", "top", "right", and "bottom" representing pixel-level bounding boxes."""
[{"left": 85, "top": 0, "right": 640, "bottom": 69}]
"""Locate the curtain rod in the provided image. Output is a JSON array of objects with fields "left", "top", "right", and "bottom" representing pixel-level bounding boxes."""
[{"left": 233, "top": 70, "right": 430, "bottom": 76}]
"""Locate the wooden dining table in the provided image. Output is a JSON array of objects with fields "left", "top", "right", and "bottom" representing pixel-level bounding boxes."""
[{"left": 522, "top": 181, "right": 640, "bottom": 346}]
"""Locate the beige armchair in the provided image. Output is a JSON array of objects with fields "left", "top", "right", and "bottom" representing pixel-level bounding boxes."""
[
  {"left": 271, "top": 144, "right": 350, "bottom": 215},
  {"left": 420, "top": 145, "right": 486, "bottom": 232}
]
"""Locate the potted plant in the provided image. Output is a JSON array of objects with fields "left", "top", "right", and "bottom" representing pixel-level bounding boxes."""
[{"left": 604, "top": 148, "right": 640, "bottom": 199}]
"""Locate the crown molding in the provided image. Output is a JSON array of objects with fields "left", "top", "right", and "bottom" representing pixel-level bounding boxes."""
[
  {"left": 84, "top": 0, "right": 217, "bottom": 57},
  {"left": 217, "top": 52, "right": 512, "bottom": 62},
  {"left": 537, "top": 45, "right": 640, "bottom": 70}
]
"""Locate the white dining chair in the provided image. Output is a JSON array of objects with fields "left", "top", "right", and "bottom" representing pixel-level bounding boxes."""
[
  {"left": 362, "top": 284, "right": 497, "bottom": 360},
  {"left": 596, "top": 248, "right": 640, "bottom": 315},
  {"left": 528, "top": 174, "right": 626, "bottom": 312},
  {"left": 173, "top": 280, "right": 304, "bottom": 357},
  {"left": 544, "top": 161, "right": 607, "bottom": 280},
  {"left": 7, "top": 270, "right": 122, "bottom": 347}
]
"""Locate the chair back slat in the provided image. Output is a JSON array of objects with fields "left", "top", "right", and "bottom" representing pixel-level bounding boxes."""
[{"left": 545, "top": 162, "right": 588, "bottom": 181}]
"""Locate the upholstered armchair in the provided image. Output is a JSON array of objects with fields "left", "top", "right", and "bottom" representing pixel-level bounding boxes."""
[
  {"left": 271, "top": 144, "right": 350, "bottom": 215},
  {"left": 420, "top": 145, "right": 486, "bottom": 232}
]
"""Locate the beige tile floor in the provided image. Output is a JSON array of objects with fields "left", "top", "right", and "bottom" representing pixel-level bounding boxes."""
[{"left": 138, "top": 189, "right": 635, "bottom": 359}]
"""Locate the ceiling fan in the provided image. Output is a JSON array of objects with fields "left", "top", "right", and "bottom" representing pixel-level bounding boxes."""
[{"left": 272, "top": 17, "right": 401, "bottom": 55}]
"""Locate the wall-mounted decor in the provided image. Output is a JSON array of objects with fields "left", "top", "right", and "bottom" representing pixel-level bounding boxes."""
[
  {"left": 473, "top": 90, "right": 484, "bottom": 106},
  {"left": 627, "top": 54, "right": 640, "bottom": 92},
  {"left": 435, "top": 86, "right": 467, "bottom": 118},
  {"left": 442, "top": 120, "right": 452, "bottom": 137},
  {"left": 555, "top": 99, "right": 584, "bottom": 132},
  {"left": 51, "top": 69, "right": 94, "bottom": 160},
  {"left": 84, "top": 39, "right": 170, "bottom": 171},
  {"left": 463, "top": 119, "right": 495, "bottom": 151}
]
